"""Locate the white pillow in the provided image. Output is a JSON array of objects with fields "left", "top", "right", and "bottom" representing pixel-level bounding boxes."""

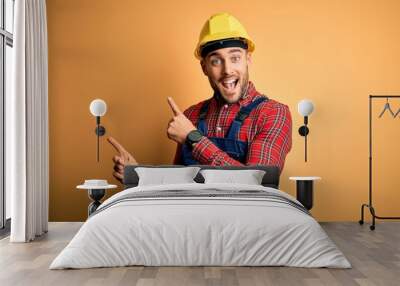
[
  {"left": 200, "top": 169, "right": 266, "bottom": 185},
  {"left": 135, "top": 167, "right": 201, "bottom": 186}
]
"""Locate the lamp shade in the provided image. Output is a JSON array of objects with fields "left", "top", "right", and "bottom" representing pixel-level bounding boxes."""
[
  {"left": 89, "top": 99, "right": 107, "bottom": 117},
  {"left": 297, "top": 100, "right": 314, "bottom": 117}
]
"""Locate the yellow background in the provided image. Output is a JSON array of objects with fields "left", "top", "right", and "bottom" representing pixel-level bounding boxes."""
[{"left": 47, "top": 0, "right": 400, "bottom": 221}]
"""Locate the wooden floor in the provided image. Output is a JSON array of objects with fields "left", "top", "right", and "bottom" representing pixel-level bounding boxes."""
[{"left": 0, "top": 222, "right": 399, "bottom": 286}]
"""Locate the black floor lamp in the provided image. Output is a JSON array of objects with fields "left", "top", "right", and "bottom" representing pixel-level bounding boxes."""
[{"left": 359, "top": 95, "right": 400, "bottom": 230}]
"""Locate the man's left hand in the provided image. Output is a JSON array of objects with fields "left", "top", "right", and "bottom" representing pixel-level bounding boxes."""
[{"left": 167, "top": 97, "right": 196, "bottom": 144}]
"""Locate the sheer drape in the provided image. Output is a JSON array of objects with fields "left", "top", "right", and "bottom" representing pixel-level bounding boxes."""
[{"left": 8, "top": 0, "right": 49, "bottom": 242}]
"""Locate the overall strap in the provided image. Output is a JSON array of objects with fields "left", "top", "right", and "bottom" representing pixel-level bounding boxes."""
[
  {"left": 226, "top": 96, "right": 268, "bottom": 139},
  {"left": 197, "top": 99, "right": 211, "bottom": 135}
]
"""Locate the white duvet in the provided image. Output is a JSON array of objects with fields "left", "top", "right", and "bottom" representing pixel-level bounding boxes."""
[{"left": 50, "top": 183, "right": 351, "bottom": 269}]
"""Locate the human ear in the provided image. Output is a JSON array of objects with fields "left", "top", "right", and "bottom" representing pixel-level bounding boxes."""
[
  {"left": 246, "top": 51, "right": 252, "bottom": 65},
  {"left": 200, "top": 59, "right": 208, "bottom": 76}
]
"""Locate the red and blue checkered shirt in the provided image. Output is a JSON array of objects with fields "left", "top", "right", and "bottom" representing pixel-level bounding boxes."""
[{"left": 173, "top": 81, "right": 292, "bottom": 173}]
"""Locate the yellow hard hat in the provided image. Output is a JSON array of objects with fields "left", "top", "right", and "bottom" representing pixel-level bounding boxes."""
[{"left": 195, "top": 12, "right": 255, "bottom": 60}]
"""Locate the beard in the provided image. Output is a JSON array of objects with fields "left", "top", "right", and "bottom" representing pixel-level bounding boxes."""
[{"left": 208, "top": 68, "right": 250, "bottom": 104}]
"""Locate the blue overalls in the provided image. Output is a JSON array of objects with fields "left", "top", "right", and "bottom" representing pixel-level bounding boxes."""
[{"left": 181, "top": 95, "right": 268, "bottom": 165}]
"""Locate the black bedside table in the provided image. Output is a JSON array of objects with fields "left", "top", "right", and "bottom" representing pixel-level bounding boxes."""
[
  {"left": 77, "top": 180, "right": 117, "bottom": 216},
  {"left": 289, "top": 176, "right": 321, "bottom": 210}
]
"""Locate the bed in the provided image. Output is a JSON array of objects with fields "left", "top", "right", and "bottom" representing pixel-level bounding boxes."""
[{"left": 49, "top": 165, "right": 351, "bottom": 269}]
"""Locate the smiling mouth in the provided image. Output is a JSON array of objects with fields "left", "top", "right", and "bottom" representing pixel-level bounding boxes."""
[{"left": 221, "top": 78, "right": 239, "bottom": 92}]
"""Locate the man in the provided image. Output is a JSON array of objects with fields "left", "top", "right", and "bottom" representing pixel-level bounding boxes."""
[{"left": 109, "top": 12, "right": 292, "bottom": 182}]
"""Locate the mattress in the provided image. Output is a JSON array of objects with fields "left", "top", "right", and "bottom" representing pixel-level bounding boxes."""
[{"left": 50, "top": 183, "right": 351, "bottom": 269}]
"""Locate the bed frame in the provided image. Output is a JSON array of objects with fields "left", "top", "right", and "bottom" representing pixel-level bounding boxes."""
[{"left": 123, "top": 165, "right": 281, "bottom": 189}]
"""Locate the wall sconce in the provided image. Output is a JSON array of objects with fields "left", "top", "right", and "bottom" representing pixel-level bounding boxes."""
[
  {"left": 89, "top": 99, "right": 107, "bottom": 162},
  {"left": 297, "top": 99, "right": 314, "bottom": 162}
]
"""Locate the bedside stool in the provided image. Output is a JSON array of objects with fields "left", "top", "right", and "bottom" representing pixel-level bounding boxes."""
[
  {"left": 289, "top": 176, "right": 321, "bottom": 210},
  {"left": 77, "top": 180, "right": 117, "bottom": 216}
]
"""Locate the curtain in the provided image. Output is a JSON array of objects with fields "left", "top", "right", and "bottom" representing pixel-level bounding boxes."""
[{"left": 8, "top": 0, "right": 49, "bottom": 242}]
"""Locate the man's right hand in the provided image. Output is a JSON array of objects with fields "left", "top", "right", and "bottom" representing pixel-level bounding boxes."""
[{"left": 107, "top": 137, "right": 138, "bottom": 183}]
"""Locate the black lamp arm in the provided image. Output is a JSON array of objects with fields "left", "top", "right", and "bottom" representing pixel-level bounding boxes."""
[
  {"left": 94, "top": 116, "right": 106, "bottom": 162},
  {"left": 298, "top": 116, "right": 310, "bottom": 162}
]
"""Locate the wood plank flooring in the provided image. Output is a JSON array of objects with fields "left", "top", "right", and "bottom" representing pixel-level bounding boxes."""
[{"left": 0, "top": 222, "right": 399, "bottom": 286}]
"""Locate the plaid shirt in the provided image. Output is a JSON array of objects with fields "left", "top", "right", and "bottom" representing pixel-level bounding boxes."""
[{"left": 173, "top": 81, "right": 292, "bottom": 173}]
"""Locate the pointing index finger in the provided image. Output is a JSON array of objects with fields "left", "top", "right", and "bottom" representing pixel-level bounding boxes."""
[
  {"left": 107, "top": 137, "right": 127, "bottom": 154},
  {"left": 167, "top": 97, "right": 182, "bottom": 116}
]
